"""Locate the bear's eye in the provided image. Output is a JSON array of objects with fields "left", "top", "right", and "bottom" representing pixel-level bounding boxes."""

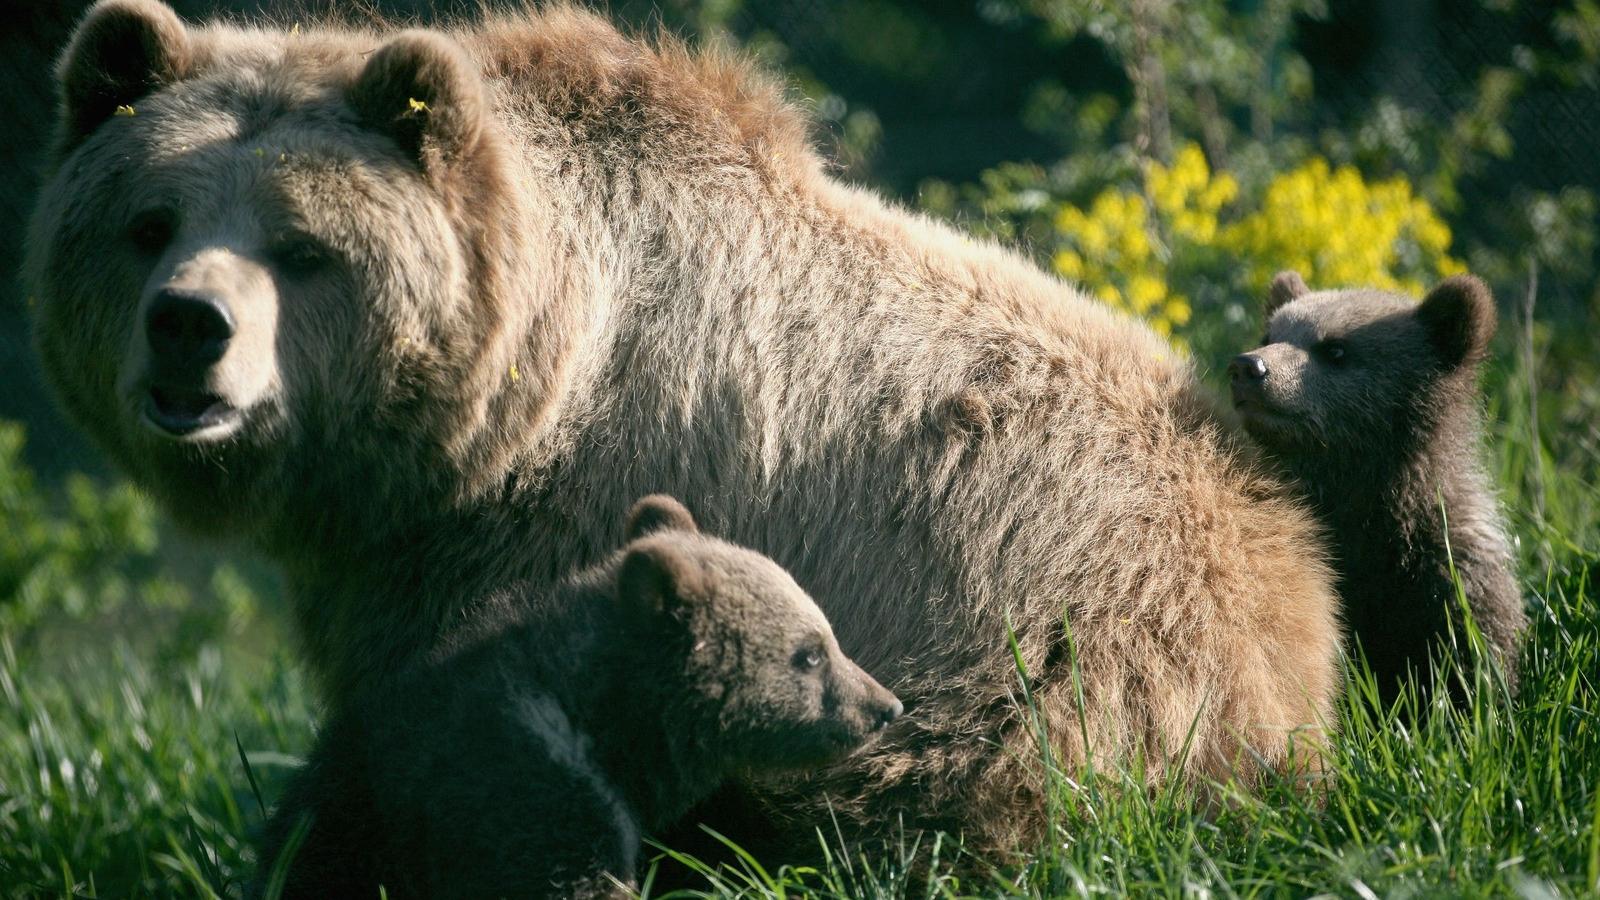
[
  {"left": 1315, "top": 340, "right": 1348, "bottom": 364},
  {"left": 792, "top": 646, "right": 825, "bottom": 672},
  {"left": 127, "top": 208, "right": 177, "bottom": 256},
  {"left": 270, "top": 234, "right": 335, "bottom": 279}
]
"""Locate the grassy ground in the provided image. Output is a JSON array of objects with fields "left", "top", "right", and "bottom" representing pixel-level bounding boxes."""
[{"left": 2, "top": 352, "right": 1597, "bottom": 899}]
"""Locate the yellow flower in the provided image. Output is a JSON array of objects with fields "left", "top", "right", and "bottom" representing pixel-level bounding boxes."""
[
  {"left": 1049, "top": 145, "right": 1453, "bottom": 348},
  {"left": 1127, "top": 274, "right": 1166, "bottom": 313},
  {"left": 1167, "top": 296, "right": 1192, "bottom": 326},
  {"left": 1221, "top": 156, "right": 1462, "bottom": 293},
  {"left": 1053, "top": 249, "right": 1085, "bottom": 281}
]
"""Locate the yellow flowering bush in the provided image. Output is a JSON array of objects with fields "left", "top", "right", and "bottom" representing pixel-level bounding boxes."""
[
  {"left": 1052, "top": 190, "right": 1192, "bottom": 336},
  {"left": 1148, "top": 144, "right": 1239, "bottom": 245},
  {"left": 1050, "top": 143, "right": 1464, "bottom": 344},
  {"left": 1221, "top": 157, "right": 1465, "bottom": 296},
  {"left": 1052, "top": 145, "right": 1233, "bottom": 337}
]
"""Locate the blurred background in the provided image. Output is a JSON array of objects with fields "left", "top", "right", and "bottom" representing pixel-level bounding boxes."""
[{"left": 0, "top": 1, "right": 1596, "bottom": 891}]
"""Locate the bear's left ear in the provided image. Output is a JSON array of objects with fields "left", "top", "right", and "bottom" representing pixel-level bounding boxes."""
[
  {"left": 1266, "top": 270, "right": 1310, "bottom": 316},
  {"left": 1416, "top": 274, "right": 1496, "bottom": 369},
  {"left": 349, "top": 29, "right": 488, "bottom": 178},
  {"left": 625, "top": 495, "right": 699, "bottom": 541},
  {"left": 618, "top": 541, "right": 707, "bottom": 619}
]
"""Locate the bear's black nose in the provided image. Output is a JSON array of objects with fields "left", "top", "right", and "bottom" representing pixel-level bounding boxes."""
[
  {"left": 1228, "top": 354, "right": 1268, "bottom": 382},
  {"left": 147, "top": 289, "right": 235, "bottom": 369}
]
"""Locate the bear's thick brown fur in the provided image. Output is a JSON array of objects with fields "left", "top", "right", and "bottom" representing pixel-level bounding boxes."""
[{"left": 28, "top": 0, "right": 1340, "bottom": 856}]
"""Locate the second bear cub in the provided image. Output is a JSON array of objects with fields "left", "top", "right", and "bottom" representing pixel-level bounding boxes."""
[
  {"left": 256, "top": 495, "right": 902, "bottom": 899},
  {"left": 1230, "top": 273, "right": 1525, "bottom": 700}
]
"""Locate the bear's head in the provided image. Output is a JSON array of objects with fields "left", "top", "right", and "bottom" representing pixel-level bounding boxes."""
[
  {"left": 25, "top": 0, "right": 558, "bottom": 539},
  {"left": 1228, "top": 271, "right": 1496, "bottom": 453},
  {"left": 615, "top": 496, "right": 903, "bottom": 770}
]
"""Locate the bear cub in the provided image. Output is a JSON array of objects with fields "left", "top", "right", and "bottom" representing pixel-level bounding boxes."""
[
  {"left": 255, "top": 495, "right": 902, "bottom": 899},
  {"left": 1229, "top": 272, "right": 1526, "bottom": 700}
]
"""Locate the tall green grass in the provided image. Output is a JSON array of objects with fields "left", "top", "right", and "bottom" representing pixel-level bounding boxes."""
[{"left": 2, "top": 352, "right": 1596, "bottom": 897}]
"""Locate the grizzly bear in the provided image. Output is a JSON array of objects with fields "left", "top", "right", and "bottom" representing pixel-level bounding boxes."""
[
  {"left": 253, "top": 495, "right": 901, "bottom": 899},
  {"left": 1230, "top": 272, "right": 1526, "bottom": 699},
  {"left": 28, "top": 0, "right": 1340, "bottom": 857}
]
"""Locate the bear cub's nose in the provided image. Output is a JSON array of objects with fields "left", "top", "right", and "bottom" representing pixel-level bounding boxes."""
[
  {"left": 875, "top": 697, "right": 904, "bottom": 731},
  {"left": 147, "top": 289, "right": 235, "bottom": 370},
  {"left": 1228, "top": 354, "right": 1268, "bottom": 382}
]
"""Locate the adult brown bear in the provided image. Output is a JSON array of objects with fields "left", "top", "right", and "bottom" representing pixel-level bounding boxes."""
[{"left": 27, "top": 0, "right": 1340, "bottom": 856}]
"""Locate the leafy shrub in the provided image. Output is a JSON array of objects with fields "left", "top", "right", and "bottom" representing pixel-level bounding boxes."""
[{"left": 0, "top": 420, "right": 257, "bottom": 656}]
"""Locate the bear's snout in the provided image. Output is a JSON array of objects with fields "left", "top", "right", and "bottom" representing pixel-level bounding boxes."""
[
  {"left": 126, "top": 246, "right": 281, "bottom": 442},
  {"left": 846, "top": 663, "right": 902, "bottom": 735},
  {"left": 1229, "top": 353, "right": 1272, "bottom": 412},
  {"left": 1228, "top": 353, "right": 1269, "bottom": 383},
  {"left": 872, "top": 695, "right": 904, "bottom": 731}
]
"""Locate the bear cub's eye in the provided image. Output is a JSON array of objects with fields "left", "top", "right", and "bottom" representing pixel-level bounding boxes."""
[
  {"left": 127, "top": 208, "right": 178, "bottom": 256},
  {"left": 792, "top": 645, "right": 825, "bottom": 672},
  {"left": 1315, "top": 340, "right": 1348, "bottom": 364}
]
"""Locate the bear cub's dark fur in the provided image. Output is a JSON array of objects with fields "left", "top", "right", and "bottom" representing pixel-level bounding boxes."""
[
  {"left": 254, "top": 496, "right": 902, "bottom": 899},
  {"left": 1230, "top": 272, "right": 1526, "bottom": 700}
]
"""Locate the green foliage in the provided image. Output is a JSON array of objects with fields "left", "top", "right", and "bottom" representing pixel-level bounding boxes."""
[
  {"left": 0, "top": 641, "right": 312, "bottom": 897},
  {"left": 1011, "top": 0, "right": 1324, "bottom": 161},
  {"left": 2, "top": 422, "right": 158, "bottom": 633},
  {"left": 0, "top": 421, "right": 258, "bottom": 657}
]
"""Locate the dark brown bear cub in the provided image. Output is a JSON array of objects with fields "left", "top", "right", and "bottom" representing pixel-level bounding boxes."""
[
  {"left": 254, "top": 496, "right": 901, "bottom": 900},
  {"left": 1230, "top": 272, "right": 1526, "bottom": 701}
]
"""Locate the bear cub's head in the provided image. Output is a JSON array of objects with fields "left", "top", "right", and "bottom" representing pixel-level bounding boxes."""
[
  {"left": 1229, "top": 271, "right": 1496, "bottom": 453},
  {"left": 614, "top": 496, "right": 903, "bottom": 769}
]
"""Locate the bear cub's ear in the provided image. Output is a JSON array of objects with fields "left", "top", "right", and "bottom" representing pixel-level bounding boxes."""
[
  {"left": 618, "top": 541, "right": 707, "bottom": 620},
  {"left": 56, "top": 0, "right": 192, "bottom": 156},
  {"left": 625, "top": 495, "right": 699, "bottom": 541},
  {"left": 349, "top": 29, "right": 489, "bottom": 175},
  {"left": 1266, "top": 270, "right": 1310, "bottom": 316},
  {"left": 1416, "top": 274, "right": 1496, "bottom": 370}
]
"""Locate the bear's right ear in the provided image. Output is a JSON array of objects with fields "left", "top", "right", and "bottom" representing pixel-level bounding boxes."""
[
  {"left": 55, "top": 0, "right": 192, "bottom": 155},
  {"left": 618, "top": 542, "right": 706, "bottom": 619},
  {"left": 1266, "top": 270, "right": 1310, "bottom": 316},
  {"left": 349, "top": 29, "right": 488, "bottom": 179},
  {"left": 625, "top": 495, "right": 699, "bottom": 541},
  {"left": 1417, "top": 274, "right": 1496, "bottom": 370}
]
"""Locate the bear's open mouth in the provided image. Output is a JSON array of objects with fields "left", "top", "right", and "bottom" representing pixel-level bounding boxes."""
[{"left": 144, "top": 386, "right": 238, "bottom": 437}]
